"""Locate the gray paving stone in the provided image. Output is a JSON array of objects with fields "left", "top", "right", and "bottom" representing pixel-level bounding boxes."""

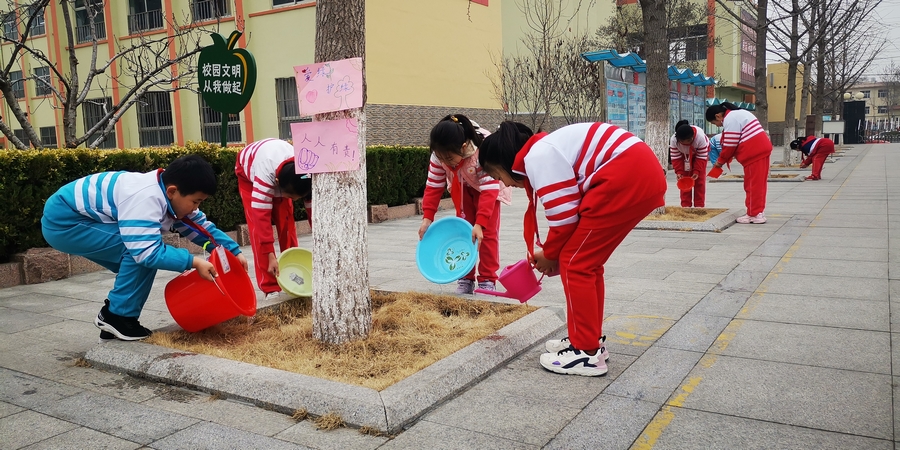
[
  {"left": 606, "top": 299, "right": 693, "bottom": 322},
  {"left": 654, "top": 314, "right": 732, "bottom": 353},
  {"left": 601, "top": 315, "right": 677, "bottom": 356},
  {"left": 732, "top": 255, "right": 782, "bottom": 273},
  {"left": 812, "top": 214, "right": 888, "bottom": 228},
  {"left": 663, "top": 271, "right": 726, "bottom": 285},
  {"left": 647, "top": 406, "right": 892, "bottom": 450},
  {"left": 0, "top": 410, "right": 79, "bottom": 449},
  {"left": 678, "top": 354, "right": 892, "bottom": 440},
  {"left": 0, "top": 334, "right": 83, "bottom": 378},
  {"left": 738, "top": 292, "right": 889, "bottom": 331},
  {"left": 144, "top": 393, "right": 297, "bottom": 437},
  {"left": 759, "top": 273, "right": 888, "bottom": 301},
  {"left": 776, "top": 257, "right": 888, "bottom": 278},
  {"left": 712, "top": 319, "right": 890, "bottom": 374},
  {"left": 380, "top": 419, "right": 536, "bottom": 450},
  {"left": 43, "top": 366, "right": 164, "bottom": 404},
  {"left": 0, "top": 369, "right": 82, "bottom": 410},
  {"left": 715, "top": 269, "right": 770, "bottom": 293},
  {"left": 34, "top": 391, "right": 199, "bottom": 445},
  {"left": 422, "top": 380, "right": 581, "bottom": 447},
  {"left": 0, "top": 293, "right": 89, "bottom": 314},
  {"left": 545, "top": 395, "right": 661, "bottom": 450},
  {"left": 788, "top": 244, "right": 889, "bottom": 262},
  {"left": 0, "top": 308, "right": 65, "bottom": 334},
  {"left": 275, "top": 420, "right": 389, "bottom": 450},
  {"left": 604, "top": 346, "right": 704, "bottom": 404},
  {"left": 0, "top": 400, "right": 23, "bottom": 419},
  {"left": 19, "top": 426, "right": 140, "bottom": 450},
  {"left": 689, "top": 290, "right": 752, "bottom": 318},
  {"left": 151, "top": 421, "right": 309, "bottom": 449}
]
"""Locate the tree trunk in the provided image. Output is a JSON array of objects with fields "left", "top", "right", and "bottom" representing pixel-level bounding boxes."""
[
  {"left": 639, "top": 0, "right": 669, "bottom": 173},
  {"left": 782, "top": 0, "right": 800, "bottom": 166},
  {"left": 754, "top": 0, "right": 769, "bottom": 131},
  {"left": 311, "top": 0, "right": 372, "bottom": 344}
]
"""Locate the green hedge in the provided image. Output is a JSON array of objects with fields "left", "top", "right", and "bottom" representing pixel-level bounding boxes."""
[{"left": 0, "top": 143, "right": 432, "bottom": 262}]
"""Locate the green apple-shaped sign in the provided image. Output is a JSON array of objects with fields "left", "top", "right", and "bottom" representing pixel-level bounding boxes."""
[{"left": 198, "top": 30, "right": 256, "bottom": 115}]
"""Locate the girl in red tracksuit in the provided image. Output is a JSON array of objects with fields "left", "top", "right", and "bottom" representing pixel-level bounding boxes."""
[
  {"left": 479, "top": 121, "right": 667, "bottom": 377},
  {"left": 790, "top": 135, "right": 835, "bottom": 180},
  {"left": 236, "top": 138, "right": 312, "bottom": 302},
  {"left": 419, "top": 114, "right": 511, "bottom": 294},
  {"left": 706, "top": 102, "right": 773, "bottom": 224},
  {"left": 670, "top": 119, "right": 710, "bottom": 207}
]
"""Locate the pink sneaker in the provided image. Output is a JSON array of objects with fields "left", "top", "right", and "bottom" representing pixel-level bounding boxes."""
[
  {"left": 736, "top": 214, "right": 752, "bottom": 224},
  {"left": 749, "top": 213, "right": 767, "bottom": 224}
]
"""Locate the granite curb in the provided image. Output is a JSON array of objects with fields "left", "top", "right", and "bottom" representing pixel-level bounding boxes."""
[
  {"left": 634, "top": 208, "right": 743, "bottom": 233},
  {"left": 84, "top": 305, "right": 565, "bottom": 434}
]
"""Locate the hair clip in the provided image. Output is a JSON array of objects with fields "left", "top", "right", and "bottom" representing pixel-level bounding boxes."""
[
  {"left": 450, "top": 116, "right": 459, "bottom": 123},
  {"left": 300, "top": 174, "right": 310, "bottom": 179}
]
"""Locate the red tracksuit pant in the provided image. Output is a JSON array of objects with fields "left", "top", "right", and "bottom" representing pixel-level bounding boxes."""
[
  {"left": 680, "top": 159, "right": 707, "bottom": 208},
  {"left": 237, "top": 175, "right": 299, "bottom": 294},
  {"left": 459, "top": 184, "right": 500, "bottom": 283},
  {"left": 808, "top": 141, "right": 835, "bottom": 179},
  {"left": 742, "top": 156, "right": 770, "bottom": 217},
  {"left": 559, "top": 148, "right": 667, "bottom": 352}
]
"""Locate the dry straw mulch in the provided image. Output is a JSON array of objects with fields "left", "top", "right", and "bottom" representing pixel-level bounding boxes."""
[
  {"left": 147, "top": 291, "right": 535, "bottom": 391},
  {"left": 642, "top": 207, "right": 728, "bottom": 222},
  {"left": 721, "top": 173, "right": 797, "bottom": 179}
]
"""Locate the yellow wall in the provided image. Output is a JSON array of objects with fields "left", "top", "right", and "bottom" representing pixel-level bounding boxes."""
[
  {"left": 367, "top": 0, "right": 502, "bottom": 109},
  {"left": 765, "top": 62, "right": 803, "bottom": 122}
]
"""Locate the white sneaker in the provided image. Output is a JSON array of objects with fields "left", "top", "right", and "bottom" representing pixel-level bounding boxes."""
[
  {"left": 749, "top": 213, "right": 767, "bottom": 224},
  {"left": 456, "top": 279, "right": 475, "bottom": 294},
  {"left": 737, "top": 213, "right": 766, "bottom": 224},
  {"left": 545, "top": 335, "right": 609, "bottom": 361},
  {"left": 265, "top": 291, "right": 298, "bottom": 303},
  {"left": 540, "top": 346, "right": 608, "bottom": 376}
]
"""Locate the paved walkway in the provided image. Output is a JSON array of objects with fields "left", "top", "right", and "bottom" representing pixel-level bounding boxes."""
[{"left": 1, "top": 143, "right": 896, "bottom": 449}]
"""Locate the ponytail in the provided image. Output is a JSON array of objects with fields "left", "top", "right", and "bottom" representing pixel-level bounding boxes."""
[
  {"left": 430, "top": 114, "right": 483, "bottom": 156},
  {"left": 479, "top": 121, "right": 533, "bottom": 181},
  {"left": 675, "top": 121, "right": 694, "bottom": 141}
]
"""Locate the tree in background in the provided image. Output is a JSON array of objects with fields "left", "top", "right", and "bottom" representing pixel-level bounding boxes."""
[
  {"left": 639, "top": 0, "right": 670, "bottom": 177},
  {"left": 0, "top": 0, "right": 214, "bottom": 149},
  {"left": 715, "top": 0, "right": 770, "bottom": 130},
  {"left": 883, "top": 62, "right": 900, "bottom": 131},
  {"left": 311, "top": 0, "right": 372, "bottom": 344}
]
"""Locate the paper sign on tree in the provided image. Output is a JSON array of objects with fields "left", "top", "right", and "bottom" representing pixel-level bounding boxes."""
[
  {"left": 290, "top": 118, "right": 360, "bottom": 174},
  {"left": 294, "top": 57, "right": 363, "bottom": 115}
]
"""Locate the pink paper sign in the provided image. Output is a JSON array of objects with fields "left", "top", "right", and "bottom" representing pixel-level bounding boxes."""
[
  {"left": 290, "top": 118, "right": 360, "bottom": 174},
  {"left": 294, "top": 57, "right": 363, "bottom": 115}
]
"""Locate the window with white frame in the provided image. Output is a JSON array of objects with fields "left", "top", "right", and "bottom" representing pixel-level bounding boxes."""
[
  {"left": 878, "top": 89, "right": 887, "bottom": 98},
  {"left": 199, "top": 95, "right": 242, "bottom": 143},
  {"left": 40, "top": 126, "right": 57, "bottom": 147},
  {"left": 862, "top": 90, "right": 871, "bottom": 99},
  {"left": 273, "top": 0, "right": 309, "bottom": 6},
  {"left": 74, "top": 0, "right": 106, "bottom": 43},
  {"left": 33, "top": 66, "right": 51, "bottom": 96},
  {"left": 128, "top": 0, "right": 163, "bottom": 34},
  {"left": 137, "top": 91, "right": 175, "bottom": 147},
  {"left": 878, "top": 106, "right": 888, "bottom": 114},
  {"left": 13, "top": 129, "right": 31, "bottom": 148},
  {"left": 192, "top": 0, "right": 231, "bottom": 22},
  {"left": 3, "top": 11, "right": 18, "bottom": 40},
  {"left": 275, "top": 77, "right": 310, "bottom": 139},
  {"left": 28, "top": 5, "right": 45, "bottom": 36},
  {"left": 82, "top": 97, "right": 117, "bottom": 148},
  {"left": 10, "top": 70, "right": 24, "bottom": 99}
]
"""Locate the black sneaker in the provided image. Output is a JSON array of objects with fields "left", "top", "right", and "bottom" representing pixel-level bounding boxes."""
[
  {"left": 94, "top": 302, "right": 152, "bottom": 341},
  {"left": 98, "top": 331, "right": 117, "bottom": 343}
]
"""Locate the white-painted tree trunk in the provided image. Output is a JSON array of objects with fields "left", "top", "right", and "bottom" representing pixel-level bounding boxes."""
[{"left": 311, "top": 0, "right": 372, "bottom": 344}]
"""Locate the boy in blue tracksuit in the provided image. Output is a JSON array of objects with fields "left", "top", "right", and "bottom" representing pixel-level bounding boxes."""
[{"left": 41, "top": 155, "right": 249, "bottom": 342}]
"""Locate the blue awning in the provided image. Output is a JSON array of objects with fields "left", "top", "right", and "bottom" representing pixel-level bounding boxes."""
[{"left": 581, "top": 48, "right": 715, "bottom": 86}]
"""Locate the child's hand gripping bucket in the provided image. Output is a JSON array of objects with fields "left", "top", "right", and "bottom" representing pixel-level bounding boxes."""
[
  {"left": 473, "top": 259, "right": 544, "bottom": 303},
  {"left": 164, "top": 247, "right": 257, "bottom": 332}
]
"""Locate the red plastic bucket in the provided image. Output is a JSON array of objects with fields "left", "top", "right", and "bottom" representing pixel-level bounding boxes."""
[
  {"left": 164, "top": 248, "right": 256, "bottom": 332},
  {"left": 677, "top": 177, "right": 694, "bottom": 191}
]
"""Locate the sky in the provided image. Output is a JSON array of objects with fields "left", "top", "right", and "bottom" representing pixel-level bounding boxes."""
[{"left": 764, "top": 0, "right": 900, "bottom": 78}]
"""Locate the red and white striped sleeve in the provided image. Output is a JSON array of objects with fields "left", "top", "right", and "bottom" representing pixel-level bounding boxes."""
[{"left": 421, "top": 154, "right": 448, "bottom": 221}]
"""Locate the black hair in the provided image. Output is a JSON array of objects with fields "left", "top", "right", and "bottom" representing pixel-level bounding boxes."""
[
  {"left": 430, "top": 114, "right": 484, "bottom": 159},
  {"left": 705, "top": 102, "right": 741, "bottom": 122},
  {"left": 675, "top": 120, "right": 694, "bottom": 141},
  {"left": 478, "top": 121, "right": 534, "bottom": 182},
  {"left": 163, "top": 154, "right": 217, "bottom": 196},
  {"left": 789, "top": 137, "right": 805, "bottom": 150},
  {"left": 277, "top": 161, "right": 312, "bottom": 199}
]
